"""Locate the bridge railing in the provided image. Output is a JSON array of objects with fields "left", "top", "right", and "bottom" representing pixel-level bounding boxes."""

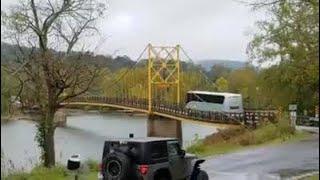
[
  {"left": 151, "top": 101, "right": 241, "bottom": 124},
  {"left": 152, "top": 102, "right": 276, "bottom": 126},
  {"left": 296, "top": 115, "right": 319, "bottom": 127},
  {"left": 67, "top": 96, "right": 277, "bottom": 127}
]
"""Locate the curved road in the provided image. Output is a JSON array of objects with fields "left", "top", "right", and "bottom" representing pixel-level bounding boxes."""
[{"left": 202, "top": 133, "right": 319, "bottom": 179}]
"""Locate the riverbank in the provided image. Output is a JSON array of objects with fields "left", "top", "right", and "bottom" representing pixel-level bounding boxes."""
[
  {"left": 1, "top": 112, "right": 42, "bottom": 123},
  {"left": 0, "top": 108, "right": 147, "bottom": 126},
  {"left": 65, "top": 105, "right": 147, "bottom": 117},
  {"left": 69, "top": 108, "right": 147, "bottom": 117},
  {"left": 304, "top": 173, "right": 319, "bottom": 180},
  {"left": 1, "top": 116, "right": 10, "bottom": 123},
  {"left": 186, "top": 116, "right": 313, "bottom": 157}
]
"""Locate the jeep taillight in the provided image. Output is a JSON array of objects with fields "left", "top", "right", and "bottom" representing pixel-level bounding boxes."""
[{"left": 138, "top": 164, "right": 149, "bottom": 175}]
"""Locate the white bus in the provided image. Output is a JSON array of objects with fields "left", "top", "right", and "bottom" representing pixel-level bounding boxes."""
[{"left": 185, "top": 91, "right": 244, "bottom": 113}]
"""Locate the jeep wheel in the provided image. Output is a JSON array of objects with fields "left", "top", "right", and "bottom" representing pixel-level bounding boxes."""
[
  {"left": 196, "top": 170, "right": 209, "bottom": 180},
  {"left": 154, "top": 174, "right": 171, "bottom": 180},
  {"left": 103, "top": 152, "right": 130, "bottom": 180},
  {"left": 154, "top": 170, "right": 171, "bottom": 180}
]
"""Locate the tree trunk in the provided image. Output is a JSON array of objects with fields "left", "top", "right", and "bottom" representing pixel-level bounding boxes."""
[
  {"left": 44, "top": 127, "right": 55, "bottom": 167},
  {"left": 43, "top": 111, "right": 56, "bottom": 167},
  {"left": 41, "top": 50, "right": 57, "bottom": 167}
]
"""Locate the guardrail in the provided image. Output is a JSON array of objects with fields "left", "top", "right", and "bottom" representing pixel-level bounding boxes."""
[{"left": 296, "top": 116, "right": 319, "bottom": 127}]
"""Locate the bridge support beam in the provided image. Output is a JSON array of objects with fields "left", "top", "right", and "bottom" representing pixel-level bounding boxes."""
[{"left": 147, "top": 114, "right": 182, "bottom": 143}]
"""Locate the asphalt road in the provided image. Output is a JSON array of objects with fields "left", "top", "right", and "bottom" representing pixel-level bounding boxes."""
[{"left": 201, "top": 133, "right": 319, "bottom": 180}]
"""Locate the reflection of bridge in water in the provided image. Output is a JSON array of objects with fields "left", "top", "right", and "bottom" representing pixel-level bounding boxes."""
[{"left": 61, "top": 44, "right": 277, "bottom": 141}]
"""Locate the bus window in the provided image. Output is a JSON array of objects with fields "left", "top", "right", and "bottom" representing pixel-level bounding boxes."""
[{"left": 186, "top": 93, "right": 225, "bottom": 104}]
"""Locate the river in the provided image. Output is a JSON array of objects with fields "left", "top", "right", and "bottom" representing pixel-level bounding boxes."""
[{"left": 1, "top": 110, "right": 217, "bottom": 172}]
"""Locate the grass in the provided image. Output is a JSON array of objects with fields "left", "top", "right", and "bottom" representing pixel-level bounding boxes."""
[
  {"left": 304, "top": 174, "right": 319, "bottom": 180},
  {"left": 3, "top": 160, "right": 100, "bottom": 180},
  {"left": 186, "top": 115, "right": 312, "bottom": 157},
  {"left": 3, "top": 165, "right": 70, "bottom": 180}
]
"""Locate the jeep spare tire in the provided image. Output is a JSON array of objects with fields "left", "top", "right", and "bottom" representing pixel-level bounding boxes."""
[{"left": 103, "top": 152, "right": 130, "bottom": 180}]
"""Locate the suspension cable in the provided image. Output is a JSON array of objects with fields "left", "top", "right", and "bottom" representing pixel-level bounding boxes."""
[
  {"left": 104, "top": 45, "right": 148, "bottom": 92},
  {"left": 180, "top": 46, "right": 215, "bottom": 85}
]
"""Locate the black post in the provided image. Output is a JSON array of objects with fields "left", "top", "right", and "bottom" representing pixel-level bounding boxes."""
[{"left": 129, "top": 133, "right": 134, "bottom": 138}]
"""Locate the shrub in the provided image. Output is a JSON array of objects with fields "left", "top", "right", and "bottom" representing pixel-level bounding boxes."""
[
  {"left": 84, "top": 105, "right": 92, "bottom": 111},
  {"left": 4, "top": 165, "right": 68, "bottom": 180},
  {"left": 186, "top": 115, "right": 301, "bottom": 157},
  {"left": 235, "top": 131, "right": 255, "bottom": 146},
  {"left": 253, "top": 123, "right": 279, "bottom": 144},
  {"left": 186, "top": 141, "right": 207, "bottom": 154},
  {"left": 84, "top": 159, "right": 99, "bottom": 172},
  {"left": 203, "top": 127, "right": 247, "bottom": 145}
]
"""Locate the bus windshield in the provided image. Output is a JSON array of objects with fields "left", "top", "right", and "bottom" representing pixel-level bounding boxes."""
[{"left": 186, "top": 93, "right": 225, "bottom": 104}]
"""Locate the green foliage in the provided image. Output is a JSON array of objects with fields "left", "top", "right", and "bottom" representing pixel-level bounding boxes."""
[
  {"left": 35, "top": 121, "right": 47, "bottom": 163},
  {"left": 3, "top": 160, "right": 100, "bottom": 180},
  {"left": 1, "top": 66, "right": 19, "bottom": 115},
  {"left": 3, "top": 165, "right": 68, "bottom": 180},
  {"left": 214, "top": 77, "right": 229, "bottom": 92},
  {"left": 304, "top": 174, "right": 319, "bottom": 180},
  {"left": 180, "top": 69, "right": 215, "bottom": 101},
  {"left": 83, "top": 159, "right": 99, "bottom": 172},
  {"left": 227, "top": 66, "right": 260, "bottom": 108},
  {"left": 208, "top": 64, "right": 232, "bottom": 82},
  {"left": 186, "top": 141, "right": 241, "bottom": 157},
  {"left": 247, "top": 0, "right": 319, "bottom": 111},
  {"left": 203, "top": 1, "right": 319, "bottom": 111},
  {"left": 97, "top": 64, "right": 215, "bottom": 104},
  {"left": 257, "top": 60, "right": 319, "bottom": 111}
]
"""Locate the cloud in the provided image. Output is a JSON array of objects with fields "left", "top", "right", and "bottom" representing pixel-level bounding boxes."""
[{"left": 1, "top": 0, "right": 262, "bottom": 61}]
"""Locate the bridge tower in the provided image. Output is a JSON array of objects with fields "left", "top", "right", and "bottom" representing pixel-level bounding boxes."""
[
  {"left": 147, "top": 44, "right": 181, "bottom": 113},
  {"left": 147, "top": 44, "right": 182, "bottom": 142}
]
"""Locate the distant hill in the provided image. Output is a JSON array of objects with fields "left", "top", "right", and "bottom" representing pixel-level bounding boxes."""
[
  {"left": 196, "top": 59, "right": 247, "bottom": 71},
  {"left": 1, "top": 42, "right": 135, "bottom": 71},
  {"left": 2, "top": 42, "right": 243, "bottom": 73},
  {"left": 1, "top": 42, "right": 26, "bottom": 63}
]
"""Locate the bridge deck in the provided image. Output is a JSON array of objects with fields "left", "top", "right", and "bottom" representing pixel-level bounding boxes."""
[
  {"left": 61, "top": 96, "right": 277, "bottom": 128},
  {"left": 61, "top": 102, "right": 240, "bottom": 128}
]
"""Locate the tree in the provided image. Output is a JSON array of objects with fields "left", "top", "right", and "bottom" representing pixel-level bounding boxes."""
[
  {"left": 214, "top": 77, "right": 229, "bottom": 92},
  {"left": 247, "top": 0, "right": 319, "bottom": 111},
  {"left": 227, "top": 67, "right": 258, "bottom": 108},
  {"left": 2, "top": 0, "right": 107, "bottom": 167},
  {"left": 209, "top": 64, "right": 231, "bottom": 82},
  {"left": 1, "top": 66, "right": 19, "bottom": 115}
]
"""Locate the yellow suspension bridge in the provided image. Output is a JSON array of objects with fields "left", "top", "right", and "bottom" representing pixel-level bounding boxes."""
[{"left": 61, "top": 44, "right": 276, "bottom": 129}]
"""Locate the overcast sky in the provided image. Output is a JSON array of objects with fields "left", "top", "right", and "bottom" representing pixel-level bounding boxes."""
[{"left": 1, "top": 0, "right": 263, "bottom": 62}]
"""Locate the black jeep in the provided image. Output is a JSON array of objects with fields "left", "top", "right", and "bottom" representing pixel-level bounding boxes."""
[{"left": 98, "top": 137, "right": 209, "bottom": 180}]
